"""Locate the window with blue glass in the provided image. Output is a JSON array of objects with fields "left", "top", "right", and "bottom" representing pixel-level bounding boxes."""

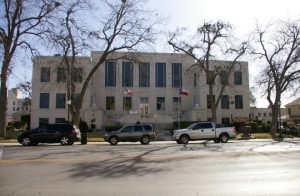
[
  {"left": 56, "top": 93, "right": 66, "bottom": 109},
  {"left": 156, "top": 63, "right": 166, "bottom": 87},
  {"left": 122, "top": 62, "right": 133, "bottom": 87},
  {"left": 235, "top": 95, "right": 243, "bottom": 109},
  {"left": 41, "top": 67, "right": 50, "bottom": 82},
  {"left": 221, "top": 95, "right": 229, "bottom": 109},
  {"left": 39, "top": 93, "right": 49, "bottom": 108},
  {"left": 105, "top": 61, "right": 116, "bottom": 87},
  {"left": 234, "top": 71, "right": 242, "bottom": 85},
  {"left": 172, "top": 63, "right": 182, "bottom": 88},
  {"left": 139, "top": 62, "right": 150, "bottom": 87}
]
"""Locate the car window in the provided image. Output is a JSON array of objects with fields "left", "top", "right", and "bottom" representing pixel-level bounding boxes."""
[
  {"left": 36, "top": 126, "right": 48, "bottom": 132},
  {"left": 193, "top": 123, "right": 212, "bottom": 130},
  {"left": 121, "top": 126, "right": 133, "bottom": 133},
  {"left": 143, "top": 125, "right": 153, "bottom": 131},
  {"left": 134, "top": 125, "right": 143, "bottom": 132}
]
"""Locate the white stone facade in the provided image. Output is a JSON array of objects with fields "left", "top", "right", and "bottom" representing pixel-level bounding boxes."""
[{"left": 31, "top": 52, "right": 250, "bottom": 129}]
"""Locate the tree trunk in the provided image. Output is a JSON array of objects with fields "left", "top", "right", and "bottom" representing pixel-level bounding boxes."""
[
  {"left": 0, "top": 61, "right": 9, "bottom": 137},
  {"left": 270, "top": 105, "right": 278, "bottom": 138}
]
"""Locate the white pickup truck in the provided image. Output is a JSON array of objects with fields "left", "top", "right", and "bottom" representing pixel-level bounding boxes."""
[{"left": 172, "top": 122, "right": 236, "bottom": 144}]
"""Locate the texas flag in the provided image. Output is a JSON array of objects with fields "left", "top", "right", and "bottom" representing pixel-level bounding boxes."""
[
  {"left": 124, "top": 88, "right": 133, "bottom": 96},
  {"left": 179, "top": 88, "right": 189, "bottom": 96}
]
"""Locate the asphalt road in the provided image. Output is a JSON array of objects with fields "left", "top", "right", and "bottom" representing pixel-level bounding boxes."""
[{"left": 1, "top": 139, "right": 300, "bottom": 196}]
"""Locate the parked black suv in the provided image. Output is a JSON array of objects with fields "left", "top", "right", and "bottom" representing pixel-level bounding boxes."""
[
  {"left": 104, "top": 124, "right": 155, "bottom": 145},
  {"left": 17, "top": 123, "right": 81, "bottom": 146}
]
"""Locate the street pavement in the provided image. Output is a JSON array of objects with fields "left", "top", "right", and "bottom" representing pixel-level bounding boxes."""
[{"left": 1, "top": 139, "right": 300, "bottom": 196}]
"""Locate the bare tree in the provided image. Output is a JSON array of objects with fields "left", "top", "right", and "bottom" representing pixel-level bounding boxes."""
[
  {"left": 250, "top": 19, "right": 300, "bottom": 138},
  {"left": 0, "top": 0, "right": 60, "bottom": 137},
  {"left": 48, "top": 0, "right": 157, "bottom": 127},
  {"left": 168, "top": 21, "right": 247, "bottom": 123},
  {"left": 16, "top": 80, "right": 32, "bottom": 106}
]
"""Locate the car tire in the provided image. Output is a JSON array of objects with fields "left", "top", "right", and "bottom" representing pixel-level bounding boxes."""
[
  {"left": 220, "top": 133, "right": 229, "bottom": 143},
  {"left": 60, "top": 136, "right": 70, "bottom": 145},
  {"left": 176, "top": 140, "right": 182, "bottom": 144},
  {"left": 179, "top": 135, "right": 189, "bottom": 144},
  {"left": 140, "top": 136, "right": 150, "bottom": 145},
  {"left": 21, "top": 136, "right": 32, "bottom": 146},
  {"left": 214, "top": 139, "right": 220, "bottom": 143},
  {"left": 109, "top": 136, "right": 118, "bottom": 145}
]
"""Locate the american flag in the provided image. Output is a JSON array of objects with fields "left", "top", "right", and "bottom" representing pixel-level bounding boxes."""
[
  {"left": 179, "top": 88, "right": 189, "bottom": 96},
  {"left": 124, "top": 88, "right": 133, "bottom": 95}
]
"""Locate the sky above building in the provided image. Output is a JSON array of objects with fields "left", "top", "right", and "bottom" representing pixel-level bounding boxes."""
[{"left": 8, "top": 0, "right": 300, "bottom": 108}]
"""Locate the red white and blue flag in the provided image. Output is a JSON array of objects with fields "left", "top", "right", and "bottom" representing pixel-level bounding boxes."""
[
  {"left": 124, "top": 88, "right": 133, "bottom": 96},
  {"left": 179, "top": 88, "right": 189, "bottom": 96}
]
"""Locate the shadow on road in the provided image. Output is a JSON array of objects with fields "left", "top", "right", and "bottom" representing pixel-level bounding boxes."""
[{"left": 67, "top": 145, "right": 178, "bottom": 179}]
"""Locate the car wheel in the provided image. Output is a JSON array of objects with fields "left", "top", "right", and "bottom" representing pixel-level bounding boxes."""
[
  {"left": 176, "top": 140, "right": 182, "bottom": 144},
  {"left": 21, "top": 136, "right": 32, "bottom": 146},
  {"left": 220, "top": 133, "right": 229, "bottom": 143},
  {"left": 109, "top": 136, "right": 118, "bottom": 145},
  {"left": 60, "top": 136, "right": 70, "bottom": 145},
  {"left": 68, "top": 141, "right": 74, "bottom": 145},
  {"left": 214, "top": 139, "right": 220, "bottom": 143},
  {"left": 179, "top": 135, "right": 189, "bottom": 144},
  {"left": 140, "top": 136, "right": 150, "bottom": 145}
]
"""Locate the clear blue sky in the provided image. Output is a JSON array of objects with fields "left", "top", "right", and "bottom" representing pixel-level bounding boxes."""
[{"left": 9, "top": 0, "right": 300, "bottom": 107}]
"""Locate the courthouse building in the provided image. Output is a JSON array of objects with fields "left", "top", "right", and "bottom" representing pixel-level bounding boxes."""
[{"left": 31, "top": 51, "right": 250, "bottom": 129}]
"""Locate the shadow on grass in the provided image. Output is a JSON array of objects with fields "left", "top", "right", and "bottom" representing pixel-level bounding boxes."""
[{"left": 67, "top": 145, "right": 177, "bottom": 179}]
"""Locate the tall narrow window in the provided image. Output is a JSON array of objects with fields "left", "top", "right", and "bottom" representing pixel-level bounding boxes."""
[
  {"left": 194, "top": 73, "right": 197, "bottom": 87},
  {"left": 235, "top": 95, "right": 243, "bottom": 109},
  {"left": 73, "top": 67, "right": 83, "bottom": 82},
  {"left": 57, "top": 67, "right": 66, "bottom": 82},
  {"left": 106, "top": 96, "right": 115, "bottom": 110},
  {"left": 122, "top": 62, "right": 133, "bottom": 87},
  {"left": 156, "top": 63, "right": 166, "bottom": 87},
  {"left": 207, "top": 95, "right": 215, "bottom": 109},
  {"left": 173, "top": 97, "right": 181, "bottom": 111},
  {"left": 172, "top": 63, "right": 182, "bottom": 88},
  {"left": 41, "top": 67, "right": 50, "bottom": 82},
  {"left": 206, "top": 71, "right": 215, "bottom": 84},
  {"left": 234, "top": 71, "right": 242, "bottom": 85},
  {"left": 40, "top": 93, "right": 49, "bottom": 108},
  {"left": 105, "top": 61, "right": 116, "bottom": 87},
  {"left": 157, "top": 97, "right": 165, "bottom": 111},
  {"left": 220, "top": 71, "right": 228, "bottom": 85},
  {"left": 123, "top": 97, "right": 132, "bottom": 111},
  {"left": 221, "top": 95, "right": 229, "bottom": 109},
  {"left": 139, "top": 62, "right": 150, "bottom": 87},
  {"left": 56, "top": 93, "right": 66, "bottom": 108}
]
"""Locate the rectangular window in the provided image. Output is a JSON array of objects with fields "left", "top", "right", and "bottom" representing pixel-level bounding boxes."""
[
  {"left": 140, "top": 97, "right": 149, "bottom": 104},
  {"left": 221, "top": 95, "right": 229, "bottom": 109},
  {"left": 172, "top": 63, "right": 182, "bottom": 88},
  {"left": 123, "top": 97, "right": 132, "bottom": 111},
  {"left": 157, "top": 97, "right": 165, "bottom": 111},
  {"left": 139, "top": 62, "right": 150, "bottom": 87},
  {"left": 106, "top": 96, "right": 115, "bottom": 110},
  {"left": 156, "top": 63, "right": 166, "bottom": 87},
  {"left": 39, "top": 118, "right": 49, "bottom": 126},
  {"left": 173, "top": 97, "right": 181, "bottom": 111},
  {"left": 55, "top": 118, "right": 66, "bottom": 123},
  {"left": 234, "top": 71, "right": 242, "bottom": 85},
  {"left": 122, "top": 62, "right": 133, "bottom": 87},
  {"left": 40, "top": 93, "right": 49, "bottom": 108},
  {"left": 222, "top": 118, "right": 230, "bottom": 125},
  {"left": 57, "top": 67, "right": 66, "bottom": 82},
  {"left": 207, "top": 95, "right": 215, "bottom": 109},
  {"left": 41, "top": 67, "right": 50, "bottom": 82},
  {"left": 56, "top": 93, "right": 66, "bottom": 109},
  {"left": 235, "top": 95, "right": 243, "bottom": 109},
  {"left": 220, "top": 71, "right": 228, "bottom": 85},
  {"left": 206, "top": 71, "right": 215, "bottom": 84},
  {"left": 105, "top": 61, "right": 116, "bottom": 87},
  {"left": 73, "top": 67, "right": 83, "bottom": 83}
]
